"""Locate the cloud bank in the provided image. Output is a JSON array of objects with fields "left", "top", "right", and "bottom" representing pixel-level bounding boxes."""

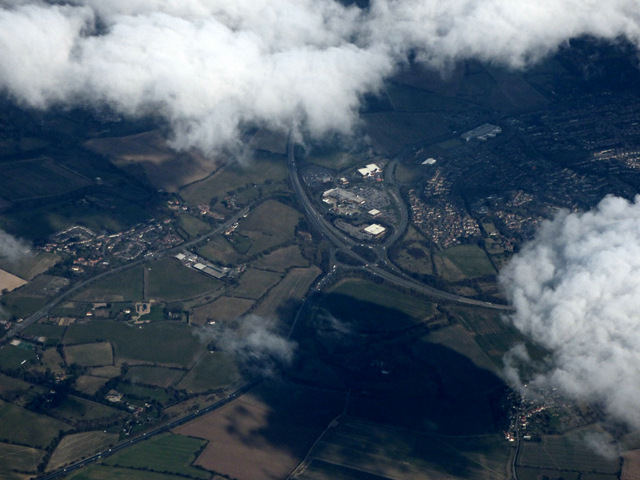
[
  {"left": 500, "top": 195, "right": 640, "bottom": 430},
  {"left": 0, "top": 1, "right": 639, "bottom": 153}
]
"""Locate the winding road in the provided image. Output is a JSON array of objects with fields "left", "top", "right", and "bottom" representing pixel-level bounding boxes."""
[{"left": 287, "top": 137, "right": 513, "bottom": 311}]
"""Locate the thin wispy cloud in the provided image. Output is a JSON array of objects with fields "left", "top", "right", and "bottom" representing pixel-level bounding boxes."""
[
  {"left": 197, "top": 314, "right": 297, "bottom": 378},
  {"left": 0, "top": 230, "right": 30, "bottom": 262}
]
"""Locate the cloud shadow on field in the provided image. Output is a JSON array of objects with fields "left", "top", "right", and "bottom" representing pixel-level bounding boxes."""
[{"left": 289, "top": 293, "right": 510, "bottom": 436}]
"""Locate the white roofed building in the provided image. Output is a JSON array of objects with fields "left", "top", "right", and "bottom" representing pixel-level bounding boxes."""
[
  {"left": 461, "top": 124, "right": 502, "bottom": 142},
  {"left": 357, "top": 164, "right": 381, "bottom": 177},
  {"left": 364, "top": 223, "right": 386, "bottom": 238}
]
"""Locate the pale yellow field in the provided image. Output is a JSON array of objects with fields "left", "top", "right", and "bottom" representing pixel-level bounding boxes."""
[
  {"left": 47, "top": 431, "right": 118, "bottom": 471},
  {"left": 0, "top": 268, "right": 26, "bottom": 293}
]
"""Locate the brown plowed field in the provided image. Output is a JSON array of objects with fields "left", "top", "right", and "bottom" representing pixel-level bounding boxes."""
[{"left": 173, "top": 395, "right": 322, "bottom": 480}]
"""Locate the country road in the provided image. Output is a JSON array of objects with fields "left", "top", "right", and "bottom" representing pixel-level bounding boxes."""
[{"left": 1, "top": 206, "right": 250, "bottom": 345}]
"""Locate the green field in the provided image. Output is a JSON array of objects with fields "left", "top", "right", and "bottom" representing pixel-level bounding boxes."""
[
  {"left": 139, "top": 304, "right": 166, "bottom": 322},
  {"left": 516, "top": 467, "right": 580, "bottom": 480},
  {"left": 177, "top": 214, "right": 211, "bottom": 239},
  {"left": 89, "top": 365, "right": 121, "bottom": 378},
  {"left": 427, "top": 324, "right": 500, "bottom": 374},
  {"left": 198, "top": 236, "right": 246, "bottom": 265},
  {"left": 227, "top": 233, "right": 253, "bottom": 254},
  {"left": 64, "top": 342, "right": 113, "bottom": 367},
  {"left": 0, "top": 373, "right": 35, "bottom": 401},
  {"left": 518, "top": 434, "right": 620, "bottom": 474},
  {"left": 386, "top": 82, "right": 471, "bottom": 113},
  {"left": 41, "top": 347, "right": 66, "bottom": 372},
  {"left": 0, "top": 191, "right": 154, "bottom": 242},
  {"left": 50, "top": 302, "right": 92, "bottom": 318},
  {"left": 0, "top": 274, "right": 69, "bottom": 319},
  {"left": 47, "top": 431, "right": 119, "bottom": 472},
  {"left": 0, "top": 344, "right": 38, "bottom": 370},
  {"left": 104, "top": 433, "right": 210, "bottom": 479},
  {"left": 73, "top": 266, "right": 144, "bottom": 302},
  {"left": 362, "top": 112, "right": 450, "bottom": 154},
  {"left": 147, "top": 257, "right": 222, "bottom": 301},
  {"left": 50, "top": 396, "right": 125, "bottom": 426},
  {"left": 116, "top": 382, "right": 173, "bottom": 404},
  {"left": 249, "top": 127, "right": 288, "bottom": 154},
  {"left": 0, "top": 399, "right": 70, "bottom": 448},
  {"left": 231, "top": 268, "right": 282, "bottom": 299},
  {"left": 180, "top": 152, "right": 288, "bottom": 206},
  {"left": 124, "top": 365, "right": 186, "bottom": 388},
  {"left": 0, "top": 441, "right": 45, "bottom": 476},
  {"left": 74, "top": 375, "right": 110, "bottom": 396},
  {"left": 252, "top": 266, "right": 321, "bottom": 321},
  {"left": 0, "top": 291, "right": 49, "bottom": 319},
  {"left": 392, "top": 242, "right": 434, "bottom": 276},
  {"left": 236, "top": 200, "right": 302, "bottom": 256},
  {"left": 68, "top": 465, "right": 191, "bottom": 480},
  {"left": 190, "top": 296, "right": 254, "bottom": 326},
  {"left": 177, "top": 352, "right": 240, "bottom": 393},
  {"left": 63, "top": 320, "right": 206, "bottom": 367},
  {"left": 254, "top": 245, "right": 309, "bottom": 272},
  {"left": 5, "top": 274, "right": 66, "bottom": 297},
  {"left": 433, "top": 254, "right": 471, "bottom": 283},
  {"left": 394, "top": 162, "right": 425, "bottom": 183},
  {"left": 23, "top": 323, "right": 67, "bottom": 344},
  {"left": 437, "top": 244, "right": 496, "bottom": 279},
  {"left": 0, "top": 158, "right": 90, "bottom": 202},
  {"left": 305, "top": 151, "right": 361, "bottom": 170},
  {"left": 0, "top": 251, "right": 60, "bottom": 280},
  {"left": 444, "top": 305, "right": 528, "bottom": 363},
  {"left": 198, "top": 200, "right": 301, "bottom": 263},
  {"left": 329, "top": 278, "right": 436, "bottom": 322}
]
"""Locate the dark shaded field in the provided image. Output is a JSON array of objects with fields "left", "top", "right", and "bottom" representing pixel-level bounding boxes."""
[
  {"left": 291, "top": 291, "right": 509, "bottom": 435},
  {"left": 0, "top": 158, "right": 91, "bottom": 202},
  {"left": 298, "top": 418, "right": 510, "bottom": 480}
]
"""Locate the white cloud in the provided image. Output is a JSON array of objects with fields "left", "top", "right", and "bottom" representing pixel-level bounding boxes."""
[
  {"left": 198, "top": 314, "right": 297, "bottom": 378},
  {"left": 0, "top": 1, "right": 639, "bottom": 153},
  {"left": 0, "top": 230, "right": 30, "bottom": 262},
  {"left": 367, "top": 0, "right": 640, "bottom": 68},
  {"left": 500, "top": 195, "right": 640, "bottom": 429}
]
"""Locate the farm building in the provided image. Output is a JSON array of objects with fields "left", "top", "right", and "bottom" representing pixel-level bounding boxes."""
[{"left": 194, "top": 262, "right": 229, "bottom": 279}]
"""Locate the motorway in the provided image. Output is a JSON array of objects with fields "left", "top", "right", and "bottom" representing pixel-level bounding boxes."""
[
  {"left": 36, "top": 380, "right": 260, "bottom": 480},
  {"left": 286, "top": 138, "right": 513, "bottom": 311}
]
